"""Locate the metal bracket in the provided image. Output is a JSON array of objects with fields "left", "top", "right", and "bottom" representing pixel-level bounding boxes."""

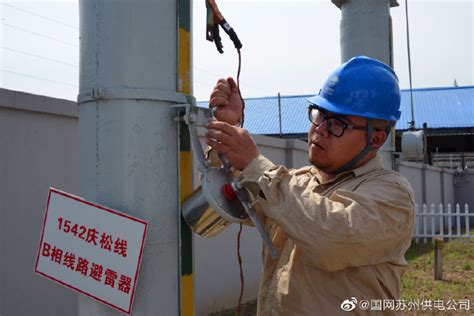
[
  {"left": 232, "top": 180, "right": 279, "bottom": 259},
  {"left": 180, "top": 105, "right": 279, "bottom": 259},
  {"left": 77, "top": 87, "right": 188, "bottom": 104}
]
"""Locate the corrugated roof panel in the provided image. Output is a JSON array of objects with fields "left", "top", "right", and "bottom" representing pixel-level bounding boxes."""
[
  {"left": 280, "top": 96, "right": 312, "bottom": 135},
  {"left": 244, "top": 98, "right": 279, "bottom": 134},
  {"left": 397, "top": 87, "right": 474, "bottom": 130},
  {"left": 198, "top": 86, "right": 474, "bottom": 135}
]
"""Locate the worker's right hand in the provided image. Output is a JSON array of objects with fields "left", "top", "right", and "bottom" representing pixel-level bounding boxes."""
[{"left": 209, "top": 77, "right": 243, "bottom": 126}]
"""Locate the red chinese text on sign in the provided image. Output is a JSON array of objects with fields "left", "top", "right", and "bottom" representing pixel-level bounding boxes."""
[{"left": 35, "top": 188, "right": 148, "bottom": 315}]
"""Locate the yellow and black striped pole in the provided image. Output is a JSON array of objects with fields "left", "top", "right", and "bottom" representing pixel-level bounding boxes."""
[{"left": 178, "top": 0, "right": 194, "bottom": 314}]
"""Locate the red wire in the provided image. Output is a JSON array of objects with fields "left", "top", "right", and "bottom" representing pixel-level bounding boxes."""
[
  {"left": 236, "top": 223, "right": 244, "bottom": 316},
  {"left": 237, "top": 49, "right": 245, "bottom": 127},
  {"left": 236, "top": 49, "right": 245, "bottom": 316}
]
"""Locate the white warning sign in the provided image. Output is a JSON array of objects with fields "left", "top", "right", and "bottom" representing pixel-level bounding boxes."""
[{"left": 35, "top": 188, "right": 148, "bottom": 314}]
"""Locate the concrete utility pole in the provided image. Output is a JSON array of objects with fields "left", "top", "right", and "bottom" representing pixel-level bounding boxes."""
[
  {"left": 332, "top": 0, "right": 399, "bottom": 170},
  {"left": 78, "top": 0, "right": 185, "bottom": 314}
]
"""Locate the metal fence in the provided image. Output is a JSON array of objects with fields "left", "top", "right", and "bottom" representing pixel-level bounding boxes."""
[
  {"left": 413, "top": 203, "right": 473, "bottom": 243},
  {"left": 431, "top": 152, "right": 474, "bottom": 171}
]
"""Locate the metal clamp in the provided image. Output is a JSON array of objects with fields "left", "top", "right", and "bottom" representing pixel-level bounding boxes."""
[
  {"left": 231, "top": 179, "right": 279, "bottom": 259},
  {"left": 181, "top": 105, "right": 279, "bottom": 258},
  {"left": 77, "top": 87, "right": 188, "bottom": 104}
]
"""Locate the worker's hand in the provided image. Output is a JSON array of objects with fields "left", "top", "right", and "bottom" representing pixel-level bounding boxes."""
[
  {"left": 205, "top": 120, "right": 259, "bottom": 171},
  {"left": 209, "top": 77, "right": 243, "bottom": 126}
]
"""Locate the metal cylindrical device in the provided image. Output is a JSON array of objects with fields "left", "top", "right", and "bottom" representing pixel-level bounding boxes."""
[
  {"left": 333, "top": 0, "right": 399, "bottom": 170},
  {"left": 78, "top": 0, "right": 182, "bottom": 314},
  {"left": 182, "top": 168, "right": 247, "bottom": 237},
  {"left": 338, "top": 0, "right": 393, "bottom": 65},
  {"left": 181, "top": 187, "right": 231, "bottom": 238},
  {"left": 402, "top": 130, "right": 425, "bottom": 161}
]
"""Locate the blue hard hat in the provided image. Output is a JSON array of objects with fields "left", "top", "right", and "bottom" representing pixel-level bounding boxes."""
[{"left": 308, "top": 56, "right": 401, "bottom": 122}]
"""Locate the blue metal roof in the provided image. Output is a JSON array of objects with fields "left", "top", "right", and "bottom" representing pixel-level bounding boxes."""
[{"left": 197, "top": 86, "right": 474, "bottom": 135}]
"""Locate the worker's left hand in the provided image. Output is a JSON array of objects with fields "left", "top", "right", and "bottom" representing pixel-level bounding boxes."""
[
  {"left": 209, "top": 78, "right": 243, "bottom": 126},
  {"left": 205, "top": 120, "right": 259, "bottom": 171}
]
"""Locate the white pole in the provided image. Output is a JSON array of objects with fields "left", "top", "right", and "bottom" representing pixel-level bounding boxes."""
[
  {"left": 457, "top": 204, "right": 462, "bottom": 238},
  {"left": 465, "top": 204, "right": 470, "bottom": 237},
  {"left": 431, "top": 204, "right": 435, "bottom": 243},
  {"left": 78, "top": 1, "right": 183, "bottom": 315},
  {"left": 423, "top": 204, "right": 427, "bottom": 244},
  {"left": 439, "top": 204, "right": 444, "bottom": 239},
  {"left": 448, "top": 204, "right": 453, "bottom": 241},
  {"left": 414, "top": 204, "right": 419, "bottom": 243},
  {"left": 278, "top": 92, "right": 282, "bottom": 138}
]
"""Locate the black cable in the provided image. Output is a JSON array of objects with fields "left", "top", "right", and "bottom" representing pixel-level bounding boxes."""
[
  {"left": 1, "top": 3, "right": 78, "bottom": 29},
  {"left": 1, "top": 47, "right": 78, "bottom": 68},
  {"left": 2, "top": 22, "right": 78, "bottom": 47},
  {"left": 0, "top": 69, "right": 77, "bottom": 88}
]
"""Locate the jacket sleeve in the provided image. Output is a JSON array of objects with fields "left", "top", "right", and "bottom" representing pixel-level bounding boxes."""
[{"left": 241, "top": 154, "right": 415, "bottom": 271}]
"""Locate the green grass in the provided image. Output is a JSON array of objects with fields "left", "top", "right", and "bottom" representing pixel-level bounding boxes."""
[
  {"left": 401, "top": 229, "right": 474, "bottom": 304},
  {"left": 208, "top": 300, "right": 257, "bottom": 316},
  {"left": 210, "top": 231, "right": 474, "bottom": 315}
]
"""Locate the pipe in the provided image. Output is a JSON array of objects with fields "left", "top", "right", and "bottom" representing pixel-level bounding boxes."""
[
  {"left": 333, "top": 0, "right": 399, "bottom": 170},
  {"left": 78, "top": 0, "right": 181, "bottom": 314},
  {"left": 405, "top": 0, "right": 416, "bottom": 130},
  {"left": 336, "top": 0, "right": 395, "bottom": 65},
  {"left": 278, "top": 92, "right": 282, "bottom": 138}
]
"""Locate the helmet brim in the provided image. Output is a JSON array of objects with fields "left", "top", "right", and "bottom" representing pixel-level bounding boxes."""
[{"left": 307, "top": 95, "right": 401, "bottom": 122}]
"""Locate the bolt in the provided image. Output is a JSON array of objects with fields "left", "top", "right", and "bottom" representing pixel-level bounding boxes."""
[
  {"left": 188, "top": 114, "right": 197, "bottom": 123},
  {"left": 232, "top": 180, "right": 243, "bottom": 191}
]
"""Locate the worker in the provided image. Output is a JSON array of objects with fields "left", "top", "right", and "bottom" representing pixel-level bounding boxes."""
[{"left": 205, "top": 55, "right": 415, "bottom": 315}]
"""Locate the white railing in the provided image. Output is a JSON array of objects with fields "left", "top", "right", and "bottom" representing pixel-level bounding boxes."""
[
  {"left": 413, "top": 203, "right": 473, "bottom": 243},
  {"left": 431, "top": 152, "right": 474, "bottom": 170}
]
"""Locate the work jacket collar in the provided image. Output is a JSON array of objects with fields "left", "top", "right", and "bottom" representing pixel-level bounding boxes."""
[
  {"left": 314, "top": 154, "right": 384, "bottom": 185},
  {"left": 352, "top": 153, "right": 385, "bottom": 178}
]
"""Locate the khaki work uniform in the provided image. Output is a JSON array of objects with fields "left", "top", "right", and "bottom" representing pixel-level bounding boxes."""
[{"left": 240, "top": 154, "right": 415, "bottom": 316}]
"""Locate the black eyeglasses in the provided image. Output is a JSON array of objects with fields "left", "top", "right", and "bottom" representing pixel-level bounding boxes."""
[{"left": 308, "top": 106, "right": 367, "bottom": 137}]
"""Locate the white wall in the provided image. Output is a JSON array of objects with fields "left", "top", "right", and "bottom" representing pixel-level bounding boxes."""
[
  {"left": 2, "top": 89, "right": 466, "bottom": 316},
  {"left": 398, "top": 160, "right": 455, "bottom": 207},
  {"left": 399, "top": 162, "right": 423, "bottom": 204},
  {"left": 0, "top": 89, "right": 79, "bottom": 316},
  {"left": 191, "top": 128, "right": 308, "bottom": 316},
  {"left": 398, "top": 160, "right": 457, "bottom": 233},
  {"left": 0, "top": 89, "right": 310, "bottom": 316},
  {"left": 454, "top": 171, "right": 474, "bottom": 225}
]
